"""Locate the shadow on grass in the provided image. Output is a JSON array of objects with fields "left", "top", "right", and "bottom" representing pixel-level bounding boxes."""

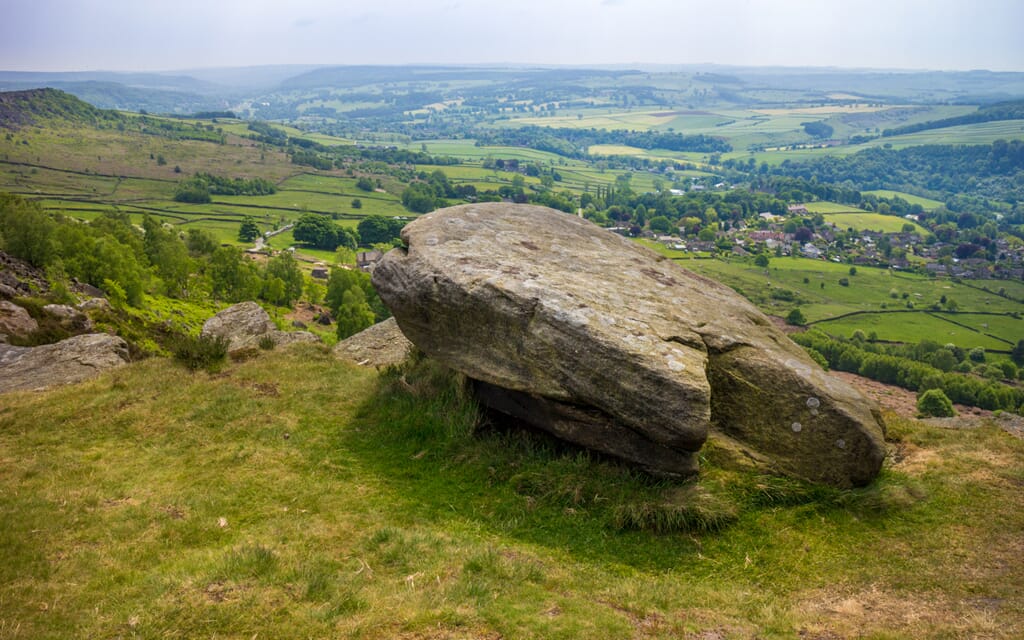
[{"left": 338, "top": 354, "right": 920, "bottom": 571}]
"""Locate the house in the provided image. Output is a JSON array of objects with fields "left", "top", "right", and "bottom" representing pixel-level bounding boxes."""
[
  {"left": 801, "top": 243, "right": 822, "bottom": 259},
  {"left": 310, "top": 266, "right": 329, "bottom": 280},
  {"left": 787, "top": 204, "right": 809, "bottom": 215},
  {"left": 758, "top": 212, "right": 780, "bottom": 222},
  {"left": 356, "top": 250, "right": 384, "bottom": 271}
]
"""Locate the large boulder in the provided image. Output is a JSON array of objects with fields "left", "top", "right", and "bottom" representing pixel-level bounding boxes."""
[
  {"left": 0, "top": 333, "right": 130, "bottom": 393},
  {"left": 372, "top": 203, "right": 886, "bottom": 487},
  {"left": 0, "top": 300, "right": 38, "bottom": 342},
  {"left": 201, "top": 301, "right": 318, "bottom": 356}
]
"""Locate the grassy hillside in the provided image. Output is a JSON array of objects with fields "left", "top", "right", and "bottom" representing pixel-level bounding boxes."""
[{"left": 1, "top": 346, "right": 1022, "bottom": 638}]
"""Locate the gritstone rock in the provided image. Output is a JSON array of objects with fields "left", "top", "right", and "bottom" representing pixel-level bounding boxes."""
[
  {"left": 0, "top": 333, "right": 130, "bottom": 393},
  {"left": 333, "top": 317, "right": 414, "bottom": 367},
  {"left": 201, "top": 301, "right": 319, "bottom": 356},
  {"left": 0, "top": 300, "right": 38, "bottom": 341},
  {"left": 372, "top": 203, "right": 886, "bottom": 487}
]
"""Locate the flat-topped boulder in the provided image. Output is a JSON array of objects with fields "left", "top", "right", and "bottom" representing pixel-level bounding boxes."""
[
  {"left": 0, "top": 333, "right": 130, "bottom": 393},
  {"left": 372, "top": 203, "right": 886, "bottom": 487}
]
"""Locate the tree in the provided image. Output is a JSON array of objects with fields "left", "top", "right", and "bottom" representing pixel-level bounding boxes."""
[
  {"left": 401, "top": 183, "right": 439, "bottom": 214},
  {"left": 0, "top": 193, "right": 55, "bottom": 267},
  {"left": 209, "top": 246, "right": 262, "bottom": 302},
  {"left": 848, "top": 266, "right": 857, "bottom": 276},
  {"left": 356, "top": 177, "right": 375, "bottom": 192},
  {"left": 357, "top": 215, "right": 405, "bottom": 246},
  {"left": 238, "top": 217, "right": 261, "bottom": 242},
  {"left": 648, "top": 215, "right": 672, "bottom": 234},
  {"left": 786, "top": 308, "right": 806, "bottom": 326},
  {"left": 754, "top": 254, "right": 770, "bottom": 268},
  {"left": 917, "top": 389, "right": 955, "bottom": 418},
  {"left": 142, "top": 215, "right": 192, "bottom": 297},
  {"left": 929, "top": 348, "right": 957, "bottom": 372},
  {"left": 174, "top": 177, "right": 211, "bottom": 203},
  {"left": 1012, "top": 340, "right": 1024, "bottom": 366},
  {"left": 263, "top": 251, "right": 303, "bottom": 306},
  {"left": 293, "top": 214, "right": 357, "bottom": 251},
  {"left": 186, "top": 228, "right": 218, "bottom": 256},
  {"left": 335, "top": 286, "right": 375, "bottom": 340},
  {"left": 351, "top": 198, "right": 362, "bottom": 209}
]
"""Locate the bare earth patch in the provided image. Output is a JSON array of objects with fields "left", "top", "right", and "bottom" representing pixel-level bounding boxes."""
[
  {"left": 795, "top": 585, "right": 1005, "bottom": 639},
  {"left": 828, "top": 370, "right": 991, "bottom": 420}
]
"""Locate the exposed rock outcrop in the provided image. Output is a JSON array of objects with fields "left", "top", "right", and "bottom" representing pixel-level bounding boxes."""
[
  {"left": 201, "top": 301, "right": 319, "bottom": 356},
  {"left": 333, "top": 317, "right": 414, "bottom": 367},
  {"left": 0, "top": 300, "right": 38, "bottom": 341},
  {"left": 0, "top": 333, "right": 130, "bottom": 393},
  {"left": 43, "top": 303, "right": 92, "bottom": 331},
  {"left": 372, "top": 203, "right": 886, "bottom": 487}
]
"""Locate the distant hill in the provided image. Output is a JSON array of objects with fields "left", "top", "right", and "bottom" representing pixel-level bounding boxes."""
[
  {"left": 883, "top": 99, "right": 1024, "bottom": 137},
  {"left": 0, "top": 88, "right": 122, "bottom": 129}
]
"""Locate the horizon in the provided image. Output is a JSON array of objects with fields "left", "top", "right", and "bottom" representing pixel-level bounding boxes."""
[
  {"left": 2, "top": 0, "right": 1022, "bottom": 74},
  {"left": 3, "top": 61, "right": 1023, "bottom": 76}
]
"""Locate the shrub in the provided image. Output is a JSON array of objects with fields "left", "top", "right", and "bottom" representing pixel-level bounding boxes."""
[
  {"left": 838, "top": 277, "right": 849, "bottom": 287},
  {"left": 917, "top": 389, "right": 955, "bottom": 418},
  {"left": 786, "top": 308, "right": 806, "bottom": 326},
  {"left": 968, "top": 347, "right": 986, "bottom": 363},
  {"left": 170, "top": 333, "right": 229, "bottom": 372}
]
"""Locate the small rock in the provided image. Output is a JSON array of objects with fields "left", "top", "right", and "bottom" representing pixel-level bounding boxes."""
[
  {"left": 44, "top": 303, "right": 92, "bottom": 330},
  {"left": 0, "top": 283, "right": 18, "bottom": 299},
  {"left": 0, "top": 300, "right": 38, "bottom": 338},
  {"left": 79, "top": 297, "right": 110, "bottom": 312},
  {"left": 333, "top": 317, "right": 413, "bottom": 367},
  {"left": 201, "top": 301, "right": 320, "bottom": 356}
]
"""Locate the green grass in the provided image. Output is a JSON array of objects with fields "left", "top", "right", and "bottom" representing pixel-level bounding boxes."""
[
  {"left": 862, "top": 190, "right": 944, "bottom": 211},
  {"left": 821, "top": 212, "right": 929, "bottom": 234},
  {"left": 673, "top": 256, "right": 1024, "bottom": 347},
  {"left": 1, "top": 346, "right": 1022, "bottom": 638},
  {"left": 813, "top": 312, "right": 1013, "bottom": 350}
]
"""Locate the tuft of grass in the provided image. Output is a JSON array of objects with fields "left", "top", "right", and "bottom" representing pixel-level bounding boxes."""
[
  {"left": 611, "top": 484, "right": 739, "bottom": 533},
  {"left": 257, "top": 334, "right": 276, "bottom": 350},
  {"left": 215, "top": 544, "right": 278, "bottom": 581}
]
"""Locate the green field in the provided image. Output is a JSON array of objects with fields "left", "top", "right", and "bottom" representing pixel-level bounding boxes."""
[
  {"left": 813, "top": 312, "right": 1012, "bottom": 350},
  {"left": 862, "top": 190, "right": 944, "bottom": 211},
  {"left": 672, "top": 255, "right": 1024, "bottom": 349},
  {"left": 822, "top": 212, "right": 928, "bottom": 234}
]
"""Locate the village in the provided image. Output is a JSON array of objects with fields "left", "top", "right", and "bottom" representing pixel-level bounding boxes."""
[{"left": 647, "top": 202, "right": 1024, "bottom": 281}]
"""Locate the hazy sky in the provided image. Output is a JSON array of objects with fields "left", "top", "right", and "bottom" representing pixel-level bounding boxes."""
[{"left": 2, "top": 0, "right": 1022, "bottom": 73}]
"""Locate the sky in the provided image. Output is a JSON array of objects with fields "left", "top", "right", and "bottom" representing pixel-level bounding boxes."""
[{"left": 1, "top": 0, "right": 1022, "bottom": 73}]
